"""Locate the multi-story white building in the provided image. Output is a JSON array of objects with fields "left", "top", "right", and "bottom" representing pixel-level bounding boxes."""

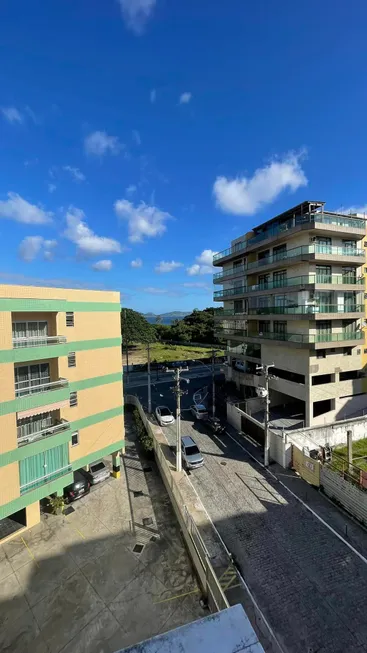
[{"left": 213, "top": 201, "right": 367, "bottom": 427}]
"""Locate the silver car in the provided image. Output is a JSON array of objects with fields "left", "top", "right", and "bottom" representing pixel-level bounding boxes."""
[
  {"left": 181, "top": 436, "right": 204, "bottom": 470},
  {"left": 80, "top": 460, "right": 110, "bottom": 485}
]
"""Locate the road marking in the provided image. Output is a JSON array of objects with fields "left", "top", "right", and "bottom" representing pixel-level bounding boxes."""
[
  {"left": 21, "top": 536, "right": 40, "bottom": 568},
  {"left": 224, "top": 429, "right": 367, "bottom": 567},
  {"left": 64, "top": 515, "right": 86, "bottom": 540},
  {"left": 153, "top": 588, "right": 199, "bottom": 604},
  {"left": 218, "top": 564, "right": 238, "bottom": 591}
]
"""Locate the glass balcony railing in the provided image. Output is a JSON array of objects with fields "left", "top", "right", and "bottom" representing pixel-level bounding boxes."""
[
  {"left": 12, "top": 335, "right": 67, "bottom": 349},
  {"left": 214, "top": 236, "right": 365, "bottom": 265},
  {"left": 217, "top": 329, "right": 364, "bottom": 343},
  {"left": 214, "top": 273, "right": 364, "bottom": 297},
  {"left": 213, "top": 265, "right": 246, "bottom": 281},
  {"left": 15, "top": 377, "right": 69, "bottom": 398},
  {"left": 214, "top": 286, "right": 246, "bottom": 299},
  {"left": 213, "top": 242, "right": 247, "bottom": 262},
  {"left": 17, "top": 419, "right": 70, "bottom": 446},
  {"left": 247, "top": 304, "right": 363, "bottom": 316}
]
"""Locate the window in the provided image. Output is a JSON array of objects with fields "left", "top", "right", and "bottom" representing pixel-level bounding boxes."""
[
  {"left": 364, "top": 348, "right": 367, "bottom": 354},
  {"left": 342, "top": 239, "right": 357, "bottom": 251},
  {"left": 317, "top": 320, "right": 332, "bottom": 334},
  {"left": 71, "top": 431, "right": 79, "bottom": 447},
  {"left": 234, "top": 300, "right": 243, "bottom": 314},
  {"left": 68, "top": 352, "right": 76, "bottom": 367},
  {"left": 343, "top": 347, "right": 352, "bottom": 356},
  {"left": 15, "top": 363, "right": 50, "bottom": 397},
  {"left": 342, "top": 266, "right": 356, "bottom": 282},
  {"left": 66, "top": 312, "right": 74, "bottom": 327},
  {"left": 273, "top": 244, "right": 287, "bottom": 261},
  {"left": 259, "top": 320, "right": 270, "bottom": 334},
  {"left": 273, "top": 321, "right": 287, "bottom": 336},
  {"left": 258, "top": 274, "right": 269, "bottom": 288},
  {"left": 312, "top": 374, "right": 333, "bottom": 385},
  {"left": 273, "top": 270, "right": 287, "bottom": 287},
  {"left": 70, "top": 391, "right": 78, "bottom": 407},
  {"left": 316, "top": 265, "right": 331, "bottom": 283},
  {"left": 316, "top": 349, "right": 326, "bottom": 359}
]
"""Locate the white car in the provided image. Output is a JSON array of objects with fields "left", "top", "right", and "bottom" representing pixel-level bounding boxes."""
[
  {"left": 190, "top": 404, "right": 208, "bottom": 420},
  {"left": 155, "top": 405, "right": 175, "bottom": 426}
]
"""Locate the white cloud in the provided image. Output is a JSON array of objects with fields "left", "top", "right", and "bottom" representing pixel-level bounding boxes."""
[
  {"left": 24, "top": 158, "right": 39, "bottom": 167},
  {"left": 179, "top": 92, "right": 192, "bottom": 105},
  {"left": 131, "top": 258, "right": 143, "bottom": 268},
  {"left": 126, "top": 184, "right": 137, "bottom": 195},
  {"left": 132, "top": 129, "right": 141, "bottom": 146},
  {"left": 338, "top": 205, "right": 367, "bottom": 216},
  {"left": 186, "top": 249, "right": 217, "bottom": 276},
  {"left": 117, "top": 0, "right": 156, "bottom": 34},
  {"left": 84, "top": 130, "right": 122, "bottom": 156},
  {"left": 155, "top": 260, "right": 183, "bottom": 273},
  {"left": 142, "top": 287, "right": 168, "bottom": 294},
  {"left": 63, "top": 165, "right": 86, "bottom": 182},
  {"left": 64, "top": 207, "right": 122, "bottom": 256},
  {"left": 213, "top": 151, "right": 307, "bottom": 216},
  {"left": 48, "top": 183, "right": 57, "bottom": 194},
  {"left": 1, "top": 107, "right": 23, "bottom": 124},
  {"left": 92, "top": 259, "right": 112, "bottom": 271},
  {"left": 114, "top": 198, "right": 172, "bottom": 242},
  {"left": 24, "top": 106, "right": 38, "bottom": 124},
  {"left": 19, "top": 236, "right": 57, "bottom": 262},
  {"left": 150, "top": 89, "right": 156, "bottom": 104},
  {"left": 0, "top": 192, "right": 53, "bottom": 224}
]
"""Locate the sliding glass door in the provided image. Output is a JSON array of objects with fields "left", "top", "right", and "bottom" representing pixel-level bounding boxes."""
[{"left": 15, "top": 363, "right": 50, "bottom": 397}]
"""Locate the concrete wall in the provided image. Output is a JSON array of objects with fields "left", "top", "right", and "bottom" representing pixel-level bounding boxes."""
[
  {"left": 320, "top": 466, "right": 367, "bottom": 527},
  {"left": 287, "top": 415, "right": 367, "bottom": 450}
]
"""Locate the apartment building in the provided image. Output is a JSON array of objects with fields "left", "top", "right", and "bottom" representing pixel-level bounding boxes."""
[
  {"left": 0, "top": 284, "right": 124, "bottom": 538},
  {"left": 213, "top": 201, "right": 367, "bottom": 427}
]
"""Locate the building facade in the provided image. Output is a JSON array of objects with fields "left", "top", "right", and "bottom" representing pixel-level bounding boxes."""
[
  {"left": 213, "top": 201, "right": 367, "bottom": 427},
  {"left": 0, "top": 284, "right": 124, "bottom": 536}
]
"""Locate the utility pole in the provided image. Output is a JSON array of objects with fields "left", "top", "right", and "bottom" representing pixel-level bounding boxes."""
[
  {"left": 256, "top": 363, "right": 276, "bottom": 467},
  {"left": 147, "top": 342, "right": 152, "bottom": 413},
  {"left": 166, "top": 367, "right": 189, "bottom": 472},
  {"left": 211, "top": 348, "right": 219, "bottom": 417}
]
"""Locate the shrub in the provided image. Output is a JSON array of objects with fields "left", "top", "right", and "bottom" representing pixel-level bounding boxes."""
[{"left": 133, "top": 408, "right": 154, "bottom": 455}]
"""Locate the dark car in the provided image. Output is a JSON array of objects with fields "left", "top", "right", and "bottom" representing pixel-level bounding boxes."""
[
  {"left": 206, "top": 416, "right": 225, "bottom": 435},
  {"left": 64, "top": 470, "right": 90, "bottom": 503}
]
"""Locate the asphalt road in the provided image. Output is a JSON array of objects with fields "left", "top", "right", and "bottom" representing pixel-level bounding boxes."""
[{"left": 131, "top": 380, "right": 367, "bottom": 653}]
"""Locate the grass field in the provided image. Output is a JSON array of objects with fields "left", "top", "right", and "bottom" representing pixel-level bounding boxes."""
[
  {"left": 122, "top": 342, "right": 225, "bottom": 365},
  {"left": 332, "top": 438, "right": 367, "bottom": 473}
]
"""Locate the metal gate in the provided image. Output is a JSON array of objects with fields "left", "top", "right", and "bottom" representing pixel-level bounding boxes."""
[{"left": 241, "top": 415, "right": 264, "bottom": 445}]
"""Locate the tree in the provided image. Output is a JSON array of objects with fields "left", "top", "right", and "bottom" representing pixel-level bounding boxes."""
[
  {"left": 155, "top": 315, "right": 162, "bottom": 325},
  {"left": 121, "top": 309, "right": 156, "bottom": 368}
]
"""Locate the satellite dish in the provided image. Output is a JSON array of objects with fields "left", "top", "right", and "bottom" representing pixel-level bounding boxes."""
[{"left": 256, "top": 387, "right": 268, "bottom": 398}]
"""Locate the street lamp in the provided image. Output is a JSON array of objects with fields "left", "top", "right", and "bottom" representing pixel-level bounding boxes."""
[
  {"left": 256, "top": 363, "right": 276, "bottom": 467},
  {"left": 166, "top": 366, "right": 189, "bottom": 472}
]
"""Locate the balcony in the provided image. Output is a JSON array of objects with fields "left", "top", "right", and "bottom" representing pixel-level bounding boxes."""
[
  {"left": 213, "top": 242, "right": 246, "bottom": 264},
  {"left": 214, "top": 242, "right": 365, "bottom": 270},
  {"left": 217, "top": 328, "right": 364, "bottom": 346},
  {"left": 213, "top": 265, "right": 246, "bottom": 283},
  {"left": 247, "top": 304, "right": 364, "bottom": 317},
  {"left": 17, "top": 418, "right": 70, "bottom": 446},
  {"left": 11, "top": 334, "right": 68, "bottom": 363},
  {"left": 214, "top": 286, "right": 247, "bottom": 300},
  {"left": 20, "top": 464, "right": 72, "bottom": 495},
  {"left": 215, "top": 275, "right": 364, "bottom": 300},
  {"left": 15, "top": 377, "right": 69, "bottom": 398}
]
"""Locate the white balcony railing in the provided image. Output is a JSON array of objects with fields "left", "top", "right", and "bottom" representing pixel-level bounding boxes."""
[
  {"left": 15, "top": 377, "right": 69, "bottom": 398},
  {"left": 17, "top": 419, "right": 70, "bottom": 446},
  {"left": 12, "top": 335, "right": 67, "bottom": 349}
]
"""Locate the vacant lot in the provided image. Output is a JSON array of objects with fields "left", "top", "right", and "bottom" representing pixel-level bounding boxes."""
[
  {"left": 123, "top": 342, "right": 224, "bottom": 365},
  {"left": 333, "top": 437, "right": 367, "bottom": 472}
]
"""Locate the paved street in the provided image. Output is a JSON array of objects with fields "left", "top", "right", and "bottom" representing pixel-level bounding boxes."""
[{"left": 130, "top": 378, "right": 367, "bottom": 653}]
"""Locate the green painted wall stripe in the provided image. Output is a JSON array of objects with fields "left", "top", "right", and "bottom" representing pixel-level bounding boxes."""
[
  {"left": 0, "top": 472, "right": 74, "bottom": 520},
  {"left": 0, "top": 337, "right": 122, "bottom": 364},
  {"left": 0, "top": 428, "right": 72, "bottom": 467},
  {"left": 0, "top": 387, "right": 70, "bottom": 417},
  {"left": 71, "top": 405, "right": 123, "bottom": 431},
  {"left": 71, "top": 439, "right": 124, "bottom": 471},
  {"left": 69, "top": 372, "right": 122, "bottom": 392},
  {"left": 0, "top": 298, "right": 121, "bottom": 312}
]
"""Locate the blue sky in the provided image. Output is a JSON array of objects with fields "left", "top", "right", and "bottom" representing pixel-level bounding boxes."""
[{"left": 1, "top": 0, "right": 367, "bottom": 313}]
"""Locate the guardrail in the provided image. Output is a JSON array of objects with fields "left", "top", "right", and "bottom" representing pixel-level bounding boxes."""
[
  {"left": 15, "top": 377, "right": 69, "bottom": 398},
  {"left": 12, "top": 335, "right": 67, "bottom": 349},
  {"left": 17, "top": 419, "right": 70, "bottom": 446}
]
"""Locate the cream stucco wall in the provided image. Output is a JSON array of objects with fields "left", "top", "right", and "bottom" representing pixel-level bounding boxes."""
[
  {"left": 0, "top": 414, "right": 17, "bottom": 454},
  {"left": 61, "top": 381, "right": 122, "bottom": 423},
  {"left": 0, "top": 284, "right": 120, "bottom": 304},
  {"left": 58, "top": 346, "right": 122, "bottom": 382},
  {"left": 0, "top": 463, "right": 20, "bottom": 504},
  {"left": 69, "top": 413, "right": 123, "bottom": 463},
  {"left": 56, "top": 310, "right": 121, "bottom": 342}
]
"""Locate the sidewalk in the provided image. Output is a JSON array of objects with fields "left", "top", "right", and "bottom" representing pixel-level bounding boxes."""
[{"left": 224, "top": 422, "right": 367, "bottom": 561}]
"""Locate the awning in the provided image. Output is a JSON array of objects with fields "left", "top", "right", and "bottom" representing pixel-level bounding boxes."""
[{"left": 17, "top": 399, "right": 69, "bottom": 420}]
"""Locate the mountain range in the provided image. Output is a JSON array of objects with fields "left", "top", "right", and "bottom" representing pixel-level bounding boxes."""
[{"left": 143, "top": 311, "right": 190, "bottom": 318}]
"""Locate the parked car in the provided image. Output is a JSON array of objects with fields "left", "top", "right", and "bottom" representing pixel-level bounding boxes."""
[
  {"left": 64, "top": 470, "right": 90, "bottom": 503},
  {"left": 206, "top": 415, "right": 225, "bottom": 435},
  {"left": 155, "top": 405, "right": 175, "bottom": 426},
  {"left": 190, "top": 404, "right": 208, "bottom": 420},
  {"left": 234, "top": 360, "right": 246, "bottom": 372},
  {"left": 80, "top": 460, "right": 110, "bottom": 485},
  {"left": 181, "top": 436, "right": 204, "bottom": 470}
]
